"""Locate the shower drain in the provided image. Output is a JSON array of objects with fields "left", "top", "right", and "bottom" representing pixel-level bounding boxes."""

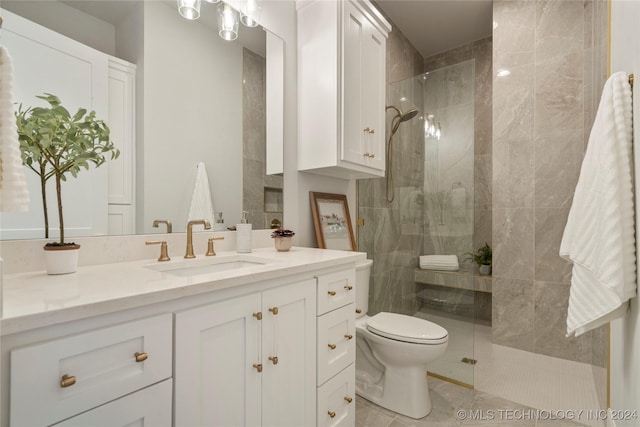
[{"left": 461, "top": 357, "right": 477, "bottom": 365}]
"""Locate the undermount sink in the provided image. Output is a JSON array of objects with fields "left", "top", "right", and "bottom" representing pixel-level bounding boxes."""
[{"left": 145, "top": 254, "right": 280, "bottom": 277}]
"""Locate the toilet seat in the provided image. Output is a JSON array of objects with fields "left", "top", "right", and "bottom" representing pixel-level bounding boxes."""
[{"left": 367, "top": 312, "right": 448, "bottom": 345}]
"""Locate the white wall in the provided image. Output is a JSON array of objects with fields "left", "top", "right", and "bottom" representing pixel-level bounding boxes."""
[{"left": 610, "top": 1, "right": 640, "bottom": 424}]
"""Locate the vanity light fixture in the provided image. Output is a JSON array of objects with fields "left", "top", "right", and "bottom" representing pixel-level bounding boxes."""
[
  {"left": 203, "top": 0, "right": 220, "bottom": 3},
  {"left": 218, "top": 2, "right": 240, "bottom": 41},
  {"left": 177, "top": 0, "right": 201, "bottom": 20},
  {"left": 240, "top": 0, "right": 262, "bottom": 27}
]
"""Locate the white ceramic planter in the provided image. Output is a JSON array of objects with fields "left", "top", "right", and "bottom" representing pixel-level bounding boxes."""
[
  {"left": 478, "top": 264, "right": 491, "bottom": 275},
  {"left": 44, "top": 244, "right": 80, "bottom": 275}
]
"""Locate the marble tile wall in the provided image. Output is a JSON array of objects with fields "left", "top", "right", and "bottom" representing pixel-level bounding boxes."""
[
  {"left": 242, "top": 48, "right": 283, "bottom": 230},
  {"left": 492, "top": 0, "right": 607, "bottom": 366}
]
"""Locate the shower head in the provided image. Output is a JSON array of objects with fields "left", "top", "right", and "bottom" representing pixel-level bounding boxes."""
[{"left": 386, "top": 105, "right": 419, "bottom": 136}]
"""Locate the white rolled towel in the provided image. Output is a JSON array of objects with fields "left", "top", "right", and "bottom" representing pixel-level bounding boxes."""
[{"left": 420, "top": 255, "right": 459, "bottom": 271}]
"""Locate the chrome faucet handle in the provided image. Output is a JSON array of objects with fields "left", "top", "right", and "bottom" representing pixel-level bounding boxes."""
[
  {"left": 206, "top": 237, "right": 225, "bottom": 256},
  {"left": 146, "top": 240, "right": 170, "bottom": 262},
  {"left": 152, "top": 219, "right": 172, "bottom": 233}
]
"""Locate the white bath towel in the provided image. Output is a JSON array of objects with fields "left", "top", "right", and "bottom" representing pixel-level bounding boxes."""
[
  {"left": 187, "top": 162, "right": 215, "bottom": 226},
  {"left": 0, "top": 45, "right": 30, "bottom": 212},
  {"left": 419, "top": 255, "right": 459, "bottom": 271},
  {"left": 560, "top": 71, "right": 636, "bottom": 337}
]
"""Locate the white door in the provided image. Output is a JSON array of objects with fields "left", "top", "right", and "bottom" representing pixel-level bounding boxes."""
[
  {"left": 174, "top": 294, "right": 262, "bottom": 427},
  {"left": 261, "top": 279, "right": 316, "bottom": 427}
]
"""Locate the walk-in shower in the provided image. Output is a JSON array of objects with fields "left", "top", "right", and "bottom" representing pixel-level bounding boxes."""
[{"left": 385, "top": 105, "right": 419, "bottom": 202}]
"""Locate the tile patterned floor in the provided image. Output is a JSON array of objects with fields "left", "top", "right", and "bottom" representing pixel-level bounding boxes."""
[{"left": 355, "top": 377, "right": 587, "bottom": 427}]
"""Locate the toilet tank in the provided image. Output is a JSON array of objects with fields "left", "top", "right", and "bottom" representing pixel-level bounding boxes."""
[{"left": 355, "top": 259, "right": 373, "bottom": 318}]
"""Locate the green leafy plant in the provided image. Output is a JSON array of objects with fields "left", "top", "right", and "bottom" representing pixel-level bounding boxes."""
[
  {"left": 15, "top": 93, "right": 119, "bottom": 244},
  {"left": 465, "top": 243, "right": 492, "bottom": 266}
]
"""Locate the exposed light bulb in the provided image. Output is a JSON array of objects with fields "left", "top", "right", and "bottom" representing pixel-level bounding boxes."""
[
  {"left": 218, "top": 2, "right": 239, "bottom": 41},
  {"left": 178, "top": 0, "right": 201, "bottom": 20},
  {"left": 241, "top": 0, "right": 261, "bottom": 27}
]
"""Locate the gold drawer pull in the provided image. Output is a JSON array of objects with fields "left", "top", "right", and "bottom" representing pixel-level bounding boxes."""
[
  {"left": 344, "top": 334, "right": 353, "bottom": 340},
  {"left": 344, "top": 396, "right": 353, "bottom": 404},
  {"left": 355, "top": 308, "right": 362, "bottom": 314},
  {"left": 328, "top": 343, "right": 337, "bottom": 350},
  {"left": 253, "top": 363, "right": 263, "bottom": 373},
  {"left": 60, "top": 374, "right": 76, "bottom": 388},
  {"left": 253, "top": 312, "right": 263, "bottom": 320},
  {"left": 268, "top": 356, "right": 279, "bottom": 365},
  {"left": 269, "top": 307, "right": 279, "bottom": 315},
  {"left": 369, "top": 129, "right": 375, "bottom": 134},
  {"left": 328, "top": 411, "right": 336, "bottom": 419},
  {"left": 135, "top": 352, "right": 148, "bottom": 362},
  {"left": 344, "top": 285, "right": 353, "bottom": 291},
  {"left": 327, "top": 291, "right": 336, "bottom": 296},
  {"left": 363, "top": 127, "right": 370, "bottom": 133}
]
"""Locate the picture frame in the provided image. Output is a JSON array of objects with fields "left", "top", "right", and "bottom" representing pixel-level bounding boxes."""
[{"left": 309, "top": 192, "right": 356, "bottom": 251}]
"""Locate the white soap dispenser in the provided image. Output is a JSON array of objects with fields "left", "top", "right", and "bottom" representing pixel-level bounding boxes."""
[{"left": 236, "top": 211, "right": 252, "bottom": 253}]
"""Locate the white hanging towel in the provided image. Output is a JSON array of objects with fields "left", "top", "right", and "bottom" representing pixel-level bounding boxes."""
[
  {"left": 0, "top": 45, "right": 30, "bottom": 212},
  {"left": 560, "top": 71, "right": 636, "bottom": 337},
  {"left": 187, "top": 162, "right": 215, "bottom": 226}
]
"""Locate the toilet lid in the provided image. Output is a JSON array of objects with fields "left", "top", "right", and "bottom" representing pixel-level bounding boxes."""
[{"left": 367, "top": 312, "right": 448, "bottom": 344}]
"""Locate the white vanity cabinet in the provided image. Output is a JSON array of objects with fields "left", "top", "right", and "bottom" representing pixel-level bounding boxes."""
[
  {"left": 298, "top": 0, "right": 391, "bottom": 179},
  {"left": 9, "top": 314, "right": 172, "bottom": 426},
  {"left": 316, "top": 269, "right": 357, "bottom": 426},
  {"left": 174, "top": 279, "right": 317, "bottom": 427}
]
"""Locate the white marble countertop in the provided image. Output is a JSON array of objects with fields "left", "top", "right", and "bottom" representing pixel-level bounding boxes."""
[{"left": 2, "top": 247, "right": 366, "bottom": 336}]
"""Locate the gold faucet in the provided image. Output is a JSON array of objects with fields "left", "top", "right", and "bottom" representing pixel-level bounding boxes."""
[
  {"left": 153, "top": 219, "right": 173, "bottom": 233},
  {"left": 185, "top": 220, "right": 211, "bottom": 258}
]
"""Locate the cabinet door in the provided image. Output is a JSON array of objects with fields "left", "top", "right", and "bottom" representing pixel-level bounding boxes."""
[
  {"left": 317, "top": 364, "right": 356, "bottom": 427},
  {"left": 53, "top": 380, "right": 172, "bottom": 427},
  {"left": 361, "top": 22, "right": 386, "bottom": 171},
  {"left": 262, "top": 279, "right": 316, "bottom": 427},
  {"left": 341, "top": 1, "right": 367, "bottom": 167},
  {"left": 175, "top": 294, "right": 262, "bottom": 427}
]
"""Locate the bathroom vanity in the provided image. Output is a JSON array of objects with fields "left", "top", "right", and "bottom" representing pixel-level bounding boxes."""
[{"left": 0, "top": 247, "right": 363, "bottom": 426}]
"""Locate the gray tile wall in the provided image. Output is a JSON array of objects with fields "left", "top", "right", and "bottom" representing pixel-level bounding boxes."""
[{"left": 492, "top": 0, "right": 608, "bottom": 366}]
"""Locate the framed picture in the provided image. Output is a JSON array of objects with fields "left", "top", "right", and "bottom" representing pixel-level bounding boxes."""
[{"left": 310, "top": 192, "right": 356, "bottom": 251}]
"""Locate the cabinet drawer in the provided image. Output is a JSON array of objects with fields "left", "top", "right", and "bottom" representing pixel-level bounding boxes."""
[
  {"left": 10, "top": 313, "right": 172, "bottom": 427},
  {"left": 317, "top": 269, "right": 356, "bottom": 315},
  {"left": 317, "top": 304, "right": 355, "bottom": 385},
  {"left": 317, "top": 364, "right": 356, "bottom": 427},
  {"left": 53, "top": 379, "right": 172, "bottom": 426}
]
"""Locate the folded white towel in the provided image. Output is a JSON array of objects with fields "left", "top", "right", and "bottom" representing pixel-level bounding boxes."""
[
  {"left": 0, "top": 45, "right": 30, "bottom": 212},
  {"left": 187, "top": 162, "right": 215, "bottom": 226},
  {"left": 560, "top": 71, "right": 636, "bottom": 337},
  {"left": 419, "top": 255, "right": 459, "bottom": 271}
]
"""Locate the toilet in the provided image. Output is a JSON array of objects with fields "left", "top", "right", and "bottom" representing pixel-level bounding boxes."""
[{"left": 355, "top": 259, "right": 448, "bottom": 419}]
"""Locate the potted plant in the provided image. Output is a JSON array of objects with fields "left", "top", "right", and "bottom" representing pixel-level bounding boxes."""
[
  {"left": 271, "top": 228, "right": 295, "bottom": 252},
  {"left": 465, "top": 243, "right": 492, "bottom": 275},
  {"left": 16, "top": 93, "right": 119, "bottom": 274}
]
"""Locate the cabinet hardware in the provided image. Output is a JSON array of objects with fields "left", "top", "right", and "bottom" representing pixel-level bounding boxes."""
[
  {"left": 344, "top": 334, "right": 353, "bottom": 340},
  {"left": 253, "top": 312, "right": 263, "bottom": 320},
  {"left": 135, "top": 352, "right": 148, "bottom": 362},
  {"left": 328, "top": 343, "right": 337, "bottom": 350},
  {"left": 363, "top": 153, "right": 375, "bottom": 158},
  {"left": 253, "top": 363, "right": 263, "bottom": 373},
  {"left": 328, "top": 411, "right": 336, "bottom": 418},
  {"left": 60, "top": 374, "right": 76, "bottom": 388},
  {"left": 344, "top": 397, "right": 353, "bottom": 404},
  {"left": 327, "top": 291, "right": 336, "bottom": 296},
  {"left": 268, "top": 356, "right": 279, "bottom": 365},
  {"left": 363, "top": 127, "right": 370, "bottom": 133},
  {"left": 369, "top": 129, "right": 375, "bottom": 134},
  {"left": 269, "top": 307, "right": 279, "bottom": 315},
  {"left": 344, "top": 285, "right": 353, "bottom": 291},
  {"left": 355, "top": 309, "right": 362, "bottom": 314}
]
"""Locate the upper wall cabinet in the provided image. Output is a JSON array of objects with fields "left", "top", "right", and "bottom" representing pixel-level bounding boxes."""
[{"left": 297, "top": 0, "right": 391, "bottom": 179}]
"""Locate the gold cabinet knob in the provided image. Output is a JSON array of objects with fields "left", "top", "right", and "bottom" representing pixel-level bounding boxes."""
[
  {"left": 328, "top": 343, "right": 337, "bottom": 350},
  {"left": 253, "top": 312, "right": 263, "bottom": 320},
  {"left": 60, "top": 374, "right": 76, "bottom": 388},
  {"left": 135, "top": 352, "right": 148, "bottom": 362},
  {"left": 363, "top": 127, "right": 370, "bottom": 133},
  {"left": 268, "top": 356, "right": 279, "bottom": 365},
  {"left": 355, "top": 308, "right": 362, "bottom": 314},
  {"left": 328, "top": 411, "right": 336, "bottom": 419},
  {"left": 344, "top": 334, "right": 353, "bottom": 340},
  {"left": 327, "top": 291, "right": 336, "bottom": 296},
  {"left": 344, "top": 285, "right": 353, "bottom": 291},
  {"left": 269, "top": 307, "right": 279, "bottom": 315},
  {"left": 369, "top": 129, "right": 375, "bottom": 134},
  {"left": 253, "top": 363, "right": 263, "bottom": 373},
  {"left": 344, "top": 396, "right": 353, "bottom": 404}
]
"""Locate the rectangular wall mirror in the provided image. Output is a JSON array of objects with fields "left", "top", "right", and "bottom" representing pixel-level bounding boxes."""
[{"left": 0, "top": 0, "right": 284, "bottom": 239}]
